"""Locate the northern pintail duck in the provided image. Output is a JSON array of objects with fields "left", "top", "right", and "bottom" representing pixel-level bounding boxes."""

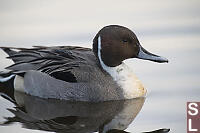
[{"left": 0, "top": 25, "right": 168, "bottom": 102}]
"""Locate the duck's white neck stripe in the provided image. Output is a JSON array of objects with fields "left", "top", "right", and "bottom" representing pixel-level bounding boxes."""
[
  {"left": 97, "top": 36, "right": 121, "bottom": 80},
  {"left": 97, "top": 36, "right": 108, "bottom": 70},
  {"left": 97, "top": 36, "right": 146, "bottom": 99},
  {"left": 97, "top": 36, "right": 103, "bottom": 67},
  {"left": 97, "top": 36, "right": 118, "bottom": 74},
  {"left": 97, "top": 35, "right": 125, "bottom": 73}
]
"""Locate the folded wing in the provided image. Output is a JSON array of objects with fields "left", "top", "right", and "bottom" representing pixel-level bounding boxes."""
[{"left": 1, "top": 46, "right": 98, "bottom": 83}]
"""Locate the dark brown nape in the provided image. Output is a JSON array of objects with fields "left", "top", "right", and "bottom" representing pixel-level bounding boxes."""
[{"left": 92, "top": 25, "right": 140, "bottom": 67}]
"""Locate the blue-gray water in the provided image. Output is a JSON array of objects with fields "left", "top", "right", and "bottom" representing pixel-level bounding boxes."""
[{"left": 0, "top": 0, "right": 200, "bottom": 132}]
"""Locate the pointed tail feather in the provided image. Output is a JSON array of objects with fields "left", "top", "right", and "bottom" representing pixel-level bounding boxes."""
[{"left": 0, "top": 47, "right": 18, "bottom": 57}]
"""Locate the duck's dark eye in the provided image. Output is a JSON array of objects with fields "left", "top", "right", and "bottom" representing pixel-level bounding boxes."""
[{"left": 122, "top": 39, "right": 128, "bottom": 43}]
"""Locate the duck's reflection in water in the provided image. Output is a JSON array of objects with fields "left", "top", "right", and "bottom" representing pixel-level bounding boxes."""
[{"left": 0, "top": 89, "right": 169, "bottom": 133}]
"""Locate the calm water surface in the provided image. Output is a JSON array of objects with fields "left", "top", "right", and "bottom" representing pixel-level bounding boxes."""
[{"left": 0, "top": 0, "right": 200, "bottom": 132}]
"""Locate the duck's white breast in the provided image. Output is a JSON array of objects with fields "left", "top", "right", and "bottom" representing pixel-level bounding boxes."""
[{"left": 101, "top": 62, "right": 146, "bottom": 99}]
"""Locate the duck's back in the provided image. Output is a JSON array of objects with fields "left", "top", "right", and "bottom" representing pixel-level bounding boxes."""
[{"left": 1, "top": 46, "right": 122, "bottom": 102}]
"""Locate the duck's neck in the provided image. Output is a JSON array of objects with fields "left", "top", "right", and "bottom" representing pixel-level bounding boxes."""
[{"left": 97, "top": 36, "right": 146, "bottom": 99}]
